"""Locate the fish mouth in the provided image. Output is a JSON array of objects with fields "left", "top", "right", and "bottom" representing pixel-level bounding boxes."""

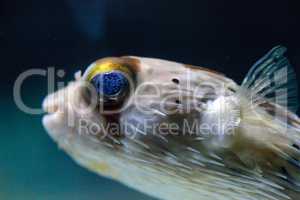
[
  {"left": 42, "top": 91, "right": 63, "bottom": 124},
  {"left": 42, "top": 94, "right": 59, "bottom": 115},
  {"left": 41, "top": 86, "right": 71, "bottom": 141},
  {"left": 42, "top": 94, "right": 64, "bottom": 140}
]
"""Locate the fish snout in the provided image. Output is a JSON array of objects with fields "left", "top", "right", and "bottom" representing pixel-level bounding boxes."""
[
  {"left": 42, "top": 91, "right": 63, "bottom": 114},
  {"left": 43, "top": 81, "right": 93, "bottom": 115}
]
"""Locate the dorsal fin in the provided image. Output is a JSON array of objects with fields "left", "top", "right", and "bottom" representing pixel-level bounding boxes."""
[{"left": 241, "top": 46, "right": 298, "bottom": 113}]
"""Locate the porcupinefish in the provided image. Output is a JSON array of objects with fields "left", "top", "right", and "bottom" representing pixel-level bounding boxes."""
[{"left": 42, "top": 46, "right": 300, "bottom": 200}]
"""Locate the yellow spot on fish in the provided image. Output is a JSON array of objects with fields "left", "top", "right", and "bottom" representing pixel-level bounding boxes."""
[{"left": 86, "top": 61, "right": 131, "bottom": 81}]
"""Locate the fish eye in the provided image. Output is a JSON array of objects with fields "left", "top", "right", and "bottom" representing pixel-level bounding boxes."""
[
  {"left": 91, "top": 71, "right": 129, "bottom": 98},
  {"left": 83, "top": 60, "right": 133, "bottom": 105}
]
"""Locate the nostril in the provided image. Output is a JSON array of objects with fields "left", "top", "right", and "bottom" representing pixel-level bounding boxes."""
[
  {"left": 175, "top": 99, "right": 181, "bottom": 104},
  {"left": 172, "top": 78, "right": 180, "bottom": 84}
]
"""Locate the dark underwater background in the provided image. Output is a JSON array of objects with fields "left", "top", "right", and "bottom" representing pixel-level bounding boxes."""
[{"left": 1, "top": 0, "right": 300, "bottom": 199}]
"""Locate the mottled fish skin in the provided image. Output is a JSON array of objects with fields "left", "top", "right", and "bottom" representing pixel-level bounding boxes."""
[{"left": 43, "top": 50, "right": 300, "bottom": 200}]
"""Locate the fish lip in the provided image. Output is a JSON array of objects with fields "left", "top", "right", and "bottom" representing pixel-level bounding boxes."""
[
  {"left": 42, "top": 93, "right": 61, "bottom": 115},
  {"left": 42, "top": 85, "right": 69, "bottom": 115},
  {"left": 42, "top": 96, "right": 60, "bottom": 133}
]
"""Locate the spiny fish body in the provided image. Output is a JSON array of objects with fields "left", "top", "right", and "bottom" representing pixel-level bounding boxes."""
[{"left": 43, "top": 46, "right": 300, "bottom": 200}]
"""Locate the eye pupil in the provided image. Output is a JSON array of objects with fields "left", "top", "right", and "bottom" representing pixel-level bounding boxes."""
[{"left": 91, "top": 72, "right": 128, "bottom": 96}]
